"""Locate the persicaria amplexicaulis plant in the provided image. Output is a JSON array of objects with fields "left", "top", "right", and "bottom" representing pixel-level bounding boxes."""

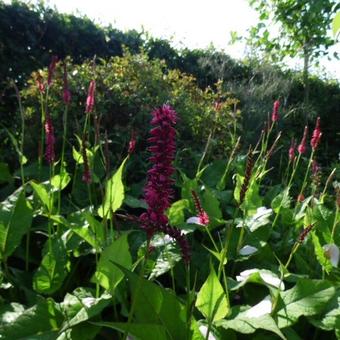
[
  {"left": 271, "top": 100, "right": 280, "bottom": 122},
  {"left": 191, "top": 191, "right": 210, "bottom": 226},
  {"left": 44, "top": 114, "right": 55, "bottom": 164},
  {"left": 85, "top": 80, "right": 96, "bottom": 113},
  {"left": 139, "top": 105, "right": 190, "bottom": 263},
  {"left": 297, "top": 126, "right": 308, "bottom": 154},
  {"left": 311, "top": 117, "right": 322, "bottom": 151}
]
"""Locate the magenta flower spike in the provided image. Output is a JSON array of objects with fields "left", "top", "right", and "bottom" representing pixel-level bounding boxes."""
[
  {"left": 271, "top": 100, "right": 280, "bottom": 122},
  {"left": 191, "top": 191, "right": 210, "bottom": 226},
  {"left": 297, "top": 126, "right": 308, "bottom": 154},
  {"left": 44, "top": 114, "right": 55, "bottom": 164},
  {"left": 311, "top": 117, "right": 322, "bottom": 151},
  {"left": 85, "top": 80, "right": 96, "bottom": 113},
  {"left": 140, "top": 105, "right": 190, "bottom": 263}
]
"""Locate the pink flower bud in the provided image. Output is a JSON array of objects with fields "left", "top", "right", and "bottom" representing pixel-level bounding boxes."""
[
  {"left": 128, "top": 131, "right": 137, "bottom": 155},
  {"left": 289, "top": 138, "right": 296, "bottom": 161}
]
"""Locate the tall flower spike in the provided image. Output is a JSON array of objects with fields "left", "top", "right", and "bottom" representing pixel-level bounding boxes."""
[
  {"left": 85, "top": 80, "right": 96, "bottom": 113},
  {"left": 191, "top": 191, "right": 209, "bottom": 226},
  {"left": 128, "top": 131, "right": 137, "bottom": 155},
  {"left": 44, "top": 114, "right": 55, "bottom": 164},
  {"left": 297, "top": 126, "right": 308, "bottom": 154},
  {"left": 139, "top": 105, "right": 190, "bottom": 263},
  {"left": 289, "top": 138, "right": 296, "bottom": 162},
  {"left": 47, "top": 56, "right": 58, "bottom": 86},
  {"left": 63, "top": 62, "right": 71, "bottom": 105},
  {"left": 271, "top": 100, "right": 280, "bottom": 122},
  {"left": 311, "top": 117, "right": 322, "bottom": 151}
]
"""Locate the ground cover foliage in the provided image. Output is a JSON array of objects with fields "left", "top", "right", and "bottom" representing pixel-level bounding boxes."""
[{"left": 0, "top": 56, "right": 339, "bottom": 340}]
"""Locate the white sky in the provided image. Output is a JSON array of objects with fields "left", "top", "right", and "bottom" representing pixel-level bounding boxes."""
[{"left": 10, "top": 0, "right": 340, "bottom": 80}]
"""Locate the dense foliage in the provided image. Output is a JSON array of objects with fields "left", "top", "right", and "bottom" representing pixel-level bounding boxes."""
[{"left": 0, "top": 55, "right": 340, "bottom": 338}]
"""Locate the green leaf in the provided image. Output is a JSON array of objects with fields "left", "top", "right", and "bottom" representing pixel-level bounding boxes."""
[
  {"left": 217, "top": 309, "right": 285, "bottom": 339},
  {"left": 92, "top": 233, "right": 132, "bottom": 291},
  {"left": 33, "top": 238, "right": 69, "bottom": 294},
  {"left": 333, "top": 11, "right": 340, "bottom": 36},
  {"left": 112, "top": 262, "right": 189, "bottom": 340},
  {"left": 4, "top": 128, "right": 27, "bottom": 165},
  {"left": 0, "top": 297, "right": 63, "bottom": 338},
  {"left": 51, "top": 171, "right": 71, "bottom": 191},
  {"left": 90, "top": 322, "right": 167, "bottom": 340},
  {"left": 275, "top": 279, "right": 337, "bottom": 328},
  {"left": 0, "top": 188, "right": 33, "bottom": 260},
  {"left": 60, "top": 289, "right": 111, "bottom": 331},
  {"left": 0, "top": 302, "right": 25, "bottom": 325},
  {"left": 167, "top": 199, "right": 189, "bottom": 225},
  {"left": 203, "top": 188, "right": 223, "bottom": 227},
  {"left": 124, "top": 195, "right": 148, "bottom": 209},
  {"left": 98, "top": 156, "right": 128, "bottom": 218},
  {"left": 30, "top": 181, "right": 51, "bottom": 211},
  {"left": 196, "top": 265, "right": 229, "bottom": 322},
  {"left": 311, "top": 232, "right": 333, "bottom": 273},
  {"left": 84, "top": 212, "right": 105, "bottom": 248}
]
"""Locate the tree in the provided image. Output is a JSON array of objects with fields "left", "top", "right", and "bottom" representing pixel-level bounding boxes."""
[{"left": 246, "top": 0, "right": 339, "bottom": 116}]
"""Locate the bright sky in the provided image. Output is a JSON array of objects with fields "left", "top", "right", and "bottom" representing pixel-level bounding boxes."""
[{"left": 12, "top": 0, "right": 340, "bottom": 79}]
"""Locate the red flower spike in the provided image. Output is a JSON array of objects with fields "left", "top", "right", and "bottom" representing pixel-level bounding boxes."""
[
  {"left": 191, "top": 191, "right": 210, "bottom": 226},
  {"left": 297, "top": 126, "right": 308, "bottom": 154},
  {"left": 128, "top": 131, "right": 137, "bottom": 155}
]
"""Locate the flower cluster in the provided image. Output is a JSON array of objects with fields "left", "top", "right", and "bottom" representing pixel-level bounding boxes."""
[
  {"left": 140, "top": 105, "right": 190, "bottom": 263},
  {"left": 190, "top": 191, "right": 209, "bottom": 226}
]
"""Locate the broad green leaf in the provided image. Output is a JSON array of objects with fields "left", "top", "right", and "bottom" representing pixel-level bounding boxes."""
[
  {"left": 124, "top": 194, "right": 148, "bottom": 209},
  {"left": 196, "top": 265, "right": 229, "bottom": 322},
  {"left": 311, "top": 232, "right": 333, "bottom": 273},
  {"left": 167, "top": 199, "right": 189, "bottom": 225},
  {"left": 90, "top": 322, "right": 167, "bottom": 340},
  {"left": 33, "top": 238, "right": 69, "bottom": 294},
  {"left": 275, "top": 279, "right": 337, "bottom": 328},
  {"left": 30, "top": 181, "right": 51, "bottom": 211},
  {"left": 309, "top": 294, "right": 340, "bottom": 331},
  {"left": 271, "top": 188, "right": 290, "bottom": 213},
  {"left": 112, "top": 262, "right": 188, "bottom": 340},
  {"left": 92, "top": 233, "right": 132, "bottom": 291},
  {"left": 84, "top": 212, "right": 105, "bottom": 248},
  {"left": 0, "top": 297, "right": 63, "bottom": 338},
  {"left": 98, "top": 156, "right": 128, "bottom": 218},
  {"left": 217, "top": 308, "right": 285, "bottom": 339},
  {"left": 203, "top": 188, "right": 223, "bottom": 227},
  {"left": 0, "top": 188, "right": 33, "bottom": 260},
  {"left": 149, "top": 237, "right": 182, "bottom": 279},
  {"left": 51, "top": 171, "right": 71, "bottom": 190},
  {"left": 0, "top": 302, "right": 25, "bottom": 325},
  {"left": 60, "top": 289, "right": 111, "bottom": 331}
]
